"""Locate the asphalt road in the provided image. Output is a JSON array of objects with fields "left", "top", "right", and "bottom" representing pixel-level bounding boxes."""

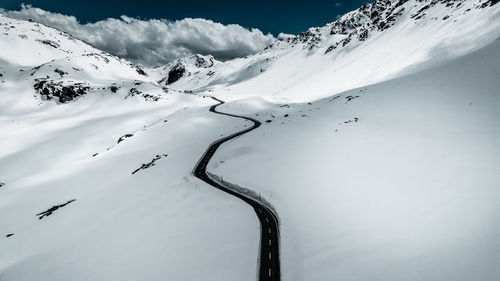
[{"left": 193, "top": 97, "right": 281, "bottom": 281}]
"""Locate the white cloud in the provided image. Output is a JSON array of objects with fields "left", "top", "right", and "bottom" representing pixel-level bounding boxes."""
[
  {"left": 1, "top": 5, "right": 275, "bottom": 66},
  {"left": 334, "top": 2, "right": 343, "bottom": 8},
  {"left": 277, "top": 33, "right": 295, "bottom": 40}
]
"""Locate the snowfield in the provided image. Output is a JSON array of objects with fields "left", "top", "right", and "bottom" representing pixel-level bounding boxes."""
[
  {"left": 209, "top": 39, "right": 500, "bottom": 281},
  {"left": 160, "top": 0, "right": 500, "bottom": 102},
  {"left": 0, "top": 13, "right": 259, "bottom": 281},
  {"left": 1, "top": 0, "right": 500, "bottom": 280},
  {"left": 0, "top": 84, "right": 262, "bottom": 280}
]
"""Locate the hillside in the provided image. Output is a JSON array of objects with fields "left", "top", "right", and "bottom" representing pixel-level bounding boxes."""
[
  {"left": 209, "top": 38, "right": 500, "bottom": 281},
  {"left": 0, "top": 12, "right": 260, "bottom": 281},
  {"left": 160, "top": 0, "right": 500, "bottom": 102},
  {"left": 1, "top": 0, "right": 500, "bottom": 280}
]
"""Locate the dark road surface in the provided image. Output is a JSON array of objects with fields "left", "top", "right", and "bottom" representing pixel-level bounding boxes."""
[{"left": 193, "top": 97, "right": 281, "bottom": 281}]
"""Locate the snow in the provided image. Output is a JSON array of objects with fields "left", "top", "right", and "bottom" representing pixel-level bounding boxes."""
[
  {"left": 0, "top": 13, "right": 259, "bottom": 281},
  {"left": 161, "top": 0, "right": 500, "bottom": 103},
  {"left": 1, "top": 0, "right": 500, "bottom": 280},
  {"left": 0, "top": 14, "right": 96, "bottom": 67},
  {"left": 209, "top": 39, "right": 500, "bottom": 280},
  {"left": 0, "top": 86, "right": 261, "bottom": 280}
]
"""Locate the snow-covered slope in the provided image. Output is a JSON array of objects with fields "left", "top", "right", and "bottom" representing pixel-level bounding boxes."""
[
  {"left": 1, "top": 0, "right": 500, "bottom": 280},
  {"left": 151, "top": 54, "right": 218, "bottom": 85},
  {"left": 0, "top": 13, "right": 260, "bottom": 281},
  {"left": 0, "top": 13, "right": 161, "bottom": 105},
  {"left": 209, "top": 38, "right": 500, "bottom": 281},
  {"left": 151, "top": 52, "right": 277, "bottom": 94},
  {"left": 160, "top": 0, "right": 500, "bottom": 102},
  {"left": 0, "top": 14, "right": 96, "bottom": 66}
]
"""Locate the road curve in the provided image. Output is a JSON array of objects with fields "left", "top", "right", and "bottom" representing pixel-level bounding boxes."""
[{"left": 193, "top": 97, "right": 281, "bottom": 281}]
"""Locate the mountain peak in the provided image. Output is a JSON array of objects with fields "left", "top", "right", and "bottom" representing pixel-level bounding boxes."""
[{"left": 268, "top": 0, "right": 497, "bottom": 54}]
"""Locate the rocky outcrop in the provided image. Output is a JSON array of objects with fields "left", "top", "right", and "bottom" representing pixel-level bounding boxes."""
[
  {"left": 36, "top": 39, "right": 60, "bottom": 48},
  {"left": 167, "top": 63, "right": 186, "bottom": 84},
  {"left": 33, "top": 79, "right": 90, "bottom": 103},
  {"left": 132, "top": 154, "right": 168, "bottom": 175},
  {"left": 193, "top": 55, "right": 215, "bottom": 68},
  {"left": 36, "top": 199, "right": 76, "bottom": 220},
  {"left": 266, "top": 0, "right": 495, "bottom": 55},
  {"left": 159, "top": 54, "right": 216, "bottom": 85}
]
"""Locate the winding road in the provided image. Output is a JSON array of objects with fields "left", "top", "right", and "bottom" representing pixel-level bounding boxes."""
[{"left": 193, "top": 97, "right": 281, "bottom": 281}]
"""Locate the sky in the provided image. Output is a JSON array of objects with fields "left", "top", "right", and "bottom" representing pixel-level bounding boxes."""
[
  {"left": 1, "top": 0, "right": 367, "bottom": 35},
  {"left": 0, "top": 0, "right": 369, "bottom": 66}
]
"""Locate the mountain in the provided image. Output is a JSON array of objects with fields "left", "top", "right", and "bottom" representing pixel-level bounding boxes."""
[
  {"left": 161, "top": 0, "right": 500, "bottom": 101},
  {"left": 151, "top": 54, "right": 218, "bottom": 85},
  {"left": 1, "top": 1, "right": 500, "bottom": 281}
]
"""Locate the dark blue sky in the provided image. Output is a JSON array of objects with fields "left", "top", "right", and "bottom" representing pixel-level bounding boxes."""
[{"left": 2, "top": 0, "right": 367, "bottom": 35}]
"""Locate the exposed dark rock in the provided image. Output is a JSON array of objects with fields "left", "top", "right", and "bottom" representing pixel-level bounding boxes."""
[
  {"left": 328, "top": 96, "right": 340, "bottom": 102},
  {"left": 109, "top": 86, "right": 119, "bottom": 93},
  {"left": 30, "top": 65, "right": 41, "bottom": 76},
  {"left": 193, "top": 55, "right": 215, "bottom": 68},
  {"left": 34, "top": 80, "right": 90, "bottom": 103},
  {"left": 83, "top": 53, "right": 110, "bottom": 63},
  {"left": 54, "top": 68, "right": 67, "bottom": 77},
  {"left": 125, "top": 89, "right": 159, "bottom": 101},
  {"left": 341, "top": 117, "right": 360, "bottom": 124},
  {"left": 411, "top": 4, "right": 431, "bottom": 20},
  {"left": 6, "top": 234, "right": 14, "bottom": 238},
  {"left": 135, "top": 66, "right": 148, "bottom": 76},
  {"left": 117, "top": 133, "right": 134, "bottom": 144},
  {"left": 142, "top": 93, "right": 160, "bottom": 101},
  {"left": 36, "top": 199, "right": 76, "bottom": 220},
  {"left": 132, "top": 154, "right": 168, "bottom": 175},
  {"left": 358, "top": 29, "right": 369, "bottom": 41},
  {"left": 479, "top": 0, "right": 499, "bottom": 8},
  {"left": 125, "top": 88, "right": 141, "bottom": 99},
  {"left": 167, "top": 63, "right": 186, "bottom": 84},
  {"left": 345, "top": 95, "right": 360, "bottom": 103},
  {"left": 36, "top": 39, "right": 60, "bottom": 48}
]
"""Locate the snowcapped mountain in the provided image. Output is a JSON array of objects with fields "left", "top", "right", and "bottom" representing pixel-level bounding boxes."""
[
  {"left": 0, "top": 13, "right": 173, "bottom": 105},
  {"left": 161, "top": 0, "right": 500, "bottom": 101},
  {"left": 152, "top": 54, "right": 218, "bottom": 85},
  {"left": 0, "top": 14, "right": 95, "bottom": 66},
  {"left": 1, "top": 0, "right": 500, "bottom": 281}
]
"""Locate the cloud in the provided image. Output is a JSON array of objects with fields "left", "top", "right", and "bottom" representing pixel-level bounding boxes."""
[
  {"left": 334, "top": 2, "right": 343, "bottom": 8},
  {"left": 277, "top": 33, "right": 295, "bottom": 40},
  {"left": 0, "top": 5, "right": 275, "bottom": 66}
]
